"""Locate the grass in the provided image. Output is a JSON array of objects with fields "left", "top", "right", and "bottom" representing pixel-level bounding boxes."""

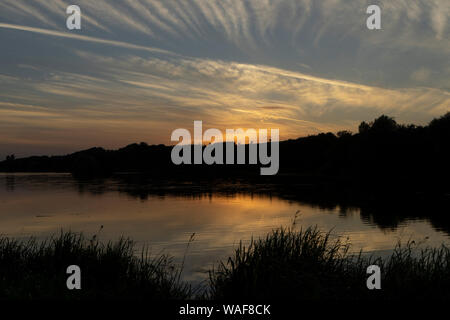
[
  {"left": 208, "top": 226, "right": 450, "bottom": 300},
  {"left": 0, "top": 231, "right": 191, "bottom": 300},
  {"left": 0, "top": 227, "right": 450, "bottom": 300}
]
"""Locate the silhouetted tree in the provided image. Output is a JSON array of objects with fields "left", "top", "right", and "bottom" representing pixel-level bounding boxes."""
[
  {"left": 429, "top": 112, "right": 450, "bottom": 134},
  {"left": 358, "top": 121, "right": 370, "bottom": 134},
  {"left": 359, "top": 115, "right": 398, "bottom": 135},
  {"left": 370, "top": 115, "right": 398, "bottom": 133},
  {"left": 0, "top": 113, "right": 448, "bottom": 196},
  {"left": 337, "top": 131, "right": 352, "bottom": 138}
]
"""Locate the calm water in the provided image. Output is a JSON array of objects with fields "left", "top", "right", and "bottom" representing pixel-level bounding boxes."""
[{"left": 1, "top": 173, "right": 449, "bottom": 283}]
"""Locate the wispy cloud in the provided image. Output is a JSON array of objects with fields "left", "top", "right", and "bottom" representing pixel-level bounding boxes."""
[
  {"left": 0, "top": 0, "right": 448, "bottom": 157},
  {"left": 0, "top": 23, "right": 177, "bottom": 56},
  {"left": 2, "top": 51, "right": 448, "bottom": 139}
]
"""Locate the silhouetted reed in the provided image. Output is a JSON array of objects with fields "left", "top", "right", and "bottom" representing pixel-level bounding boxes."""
[
  {"left": 209, "top": 226, "right": 450, "bottom": 300},
  {"left": 0, "top": 231, "right": 191, "bottom": 300},
  {"left": 1, "top": 227, "right": 449, "bottom": 300}
]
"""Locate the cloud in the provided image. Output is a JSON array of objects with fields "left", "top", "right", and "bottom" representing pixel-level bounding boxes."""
[
  {"left": 411, "top": 67, "right": 432, "bottom": 82},
  {"left": 0, "top": 0, "right": 448, "bottom": 157},
  {"left": 2, "top": 51, "right": 448, "bottom": 139},
  {"left": 430, "top": 0, "right": 449, "bottom": 40},
  {"left": 1, "top": 1, "right": 448, "bottom": 52},
  {"left": 0, "top": 23, "right": 177, "bottom": 56}
]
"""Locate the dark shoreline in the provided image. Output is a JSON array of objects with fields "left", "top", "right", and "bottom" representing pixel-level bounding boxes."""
[
  {"left": 2, "top": 113, "right": 449, "bottom": 194},
  {"left": 1, "top": 227, "right": 449, "bottom": 301}
]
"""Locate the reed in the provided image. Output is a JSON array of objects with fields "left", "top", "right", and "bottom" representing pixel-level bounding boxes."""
[
  {"left": 1, "top": 227, "right": 450, "bottom": 300},
  {"left": 208, "top": 226, "right": 450, "bottom": 300},
  {"left": 0, "top": 231, "right": 191, "bottom": 300}
]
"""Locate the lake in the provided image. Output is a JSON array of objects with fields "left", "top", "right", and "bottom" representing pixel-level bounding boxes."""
[{"left": 1, "top": 173, "right": 449, "bottom": 284}]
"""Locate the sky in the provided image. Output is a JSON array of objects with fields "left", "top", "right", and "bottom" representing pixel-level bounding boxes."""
[{"left": 0, "top": 0, "right": 449, "bottom": 159}]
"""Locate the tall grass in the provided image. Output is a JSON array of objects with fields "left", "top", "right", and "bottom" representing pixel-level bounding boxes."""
[
  {"left": 1, "top": 227, "right": 450, "bottom": 300},
  {"left": 209, "top": 226, "right": 450, "bottom": 300},
  {"left": 0, "top": 231, "right": 191, "bottom": 300}
]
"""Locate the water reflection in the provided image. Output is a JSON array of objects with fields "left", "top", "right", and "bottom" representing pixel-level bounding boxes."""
[
  {"left": 1, "top": 173, "right": 449, "bottom": 283},
  {"left": 5, "top": 175, "right": 15, "bottom": 192}
]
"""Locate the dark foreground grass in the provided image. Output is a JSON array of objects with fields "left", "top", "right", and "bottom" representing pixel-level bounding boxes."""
[
  {"left": 209, "top": 226, "right": 450, "bottom": 301},
  {"left": 1, "top": 227, "right": 450, "bottom": 300},
  {"left": 0, "top": 232, "right": 191, "bottom": 300}
]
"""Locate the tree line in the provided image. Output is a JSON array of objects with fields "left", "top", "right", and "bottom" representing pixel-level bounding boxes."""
[{"left": 1, "top": 113, "right": 449, "bottom": 194}]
